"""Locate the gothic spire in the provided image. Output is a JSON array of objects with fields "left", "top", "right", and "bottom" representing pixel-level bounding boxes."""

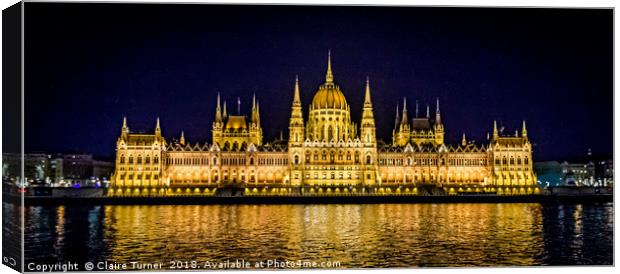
[
  {"left": 256, "top": 100, "right": 261, "bottom": 125},
  {"left": 155, "top": 117, "right": 161, "bottom": 136},
  {"left": 426, "top": 104, "right": 430, "bottom": 118},
  {"left": 180, "top": 131, "right": 186, "bottom": 146},
  {"left": 121, "top": 116, "right": 129, "bottom": 136},
  {"left": 522, "top": 120, "right": 528, "bottom": 138},
  {"left": 325, "top": 50, "right": 334, "bottom": 83},
  {"left": 394, "top": 103, "right": 400, "bottom": 129},
  {"left": 415, "top": 100, "right": 419, "bottom": 118},
  {"left": 493, "top": 120, "right": 498, "bottom": 139},
  {"left": 461, "top": 133, "right": 467, "bottom": 146},
  {"left": 215, "top": 92, "right": 222, "bottom": 122},
  {"left": 400, "top": 97, "right": 408, "bottom": 125},
  {"left": 435, "top": 98, "right": 441, "bottom": 124},
  {"left": 293, "top": 75, "right": 301, "bottom": 106},
  {"left": 364, "top": 76, "right": 372, "bottom": 106}
]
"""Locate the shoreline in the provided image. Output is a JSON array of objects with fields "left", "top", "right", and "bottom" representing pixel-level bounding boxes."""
[{"left": 4, "top": 193, "right": 613, "bottom": 205}]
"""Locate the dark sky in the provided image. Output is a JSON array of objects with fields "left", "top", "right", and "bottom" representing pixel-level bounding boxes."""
[{"left": 24, "top": 3, "right": 612, "bottom": 162}]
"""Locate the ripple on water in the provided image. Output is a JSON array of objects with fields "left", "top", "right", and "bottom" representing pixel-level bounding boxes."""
[{"left": 13, "top": 202, "right": 613, "bottom": 267}]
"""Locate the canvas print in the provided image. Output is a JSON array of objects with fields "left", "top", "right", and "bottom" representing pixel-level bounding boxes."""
[{"left": 1, "top": 2, "right": 613, "bottom": 272}]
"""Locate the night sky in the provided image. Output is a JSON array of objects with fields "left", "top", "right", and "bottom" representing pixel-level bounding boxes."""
[{"left": 24, "top": 3, "right": 612, "bottom": 162}]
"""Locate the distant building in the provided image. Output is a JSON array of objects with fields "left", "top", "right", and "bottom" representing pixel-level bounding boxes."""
[
  {"left": 561, "top": 161, "right": 595, "bottom": 186},
  {"left": 2, "top": 153, "right": 51, "bottom": 185},
  {"left": 2, "top": 153, "right": 114, "bottom": 187},
  {"left": 53, "top": 154, "right": 114, "bottom": 187},
  {"left": 595, "top": 159, "right": 613, "bottom": 187}
]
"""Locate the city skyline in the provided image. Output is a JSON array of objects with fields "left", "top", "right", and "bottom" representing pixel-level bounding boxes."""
[{"left": 24, "top": 4, "right": 612, "bottom": 161}]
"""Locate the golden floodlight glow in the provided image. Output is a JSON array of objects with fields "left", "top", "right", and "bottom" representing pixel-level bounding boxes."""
[{"left": 110, "top": 52, "right": 538, "bottom": 196}]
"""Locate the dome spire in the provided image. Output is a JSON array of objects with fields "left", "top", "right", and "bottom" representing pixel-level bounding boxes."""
[{"left": 325, "top": 50, "right": 334, "bottom": 83}]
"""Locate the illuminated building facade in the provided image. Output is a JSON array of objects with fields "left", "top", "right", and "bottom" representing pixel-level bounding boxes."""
[{"left": 110, "top": 53, "right": 539, "bottom": 196}]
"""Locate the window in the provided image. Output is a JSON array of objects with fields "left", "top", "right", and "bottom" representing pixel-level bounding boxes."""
[
  {"left": 120, "top": 155, "right": 125, "bottom": 164},
  {"left": 154, "top": 156, "right": 159, "bottom": 164},
  {"left": 294, "top": 155, "right": 299, "bottom": 165}
]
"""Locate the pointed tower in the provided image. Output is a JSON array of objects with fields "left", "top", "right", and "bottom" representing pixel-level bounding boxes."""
[
  {"left": 435, "top": 98, "right": 441, "bottom": 124},
  {"left": 288, "top": 78, "right": 305, "bottom": 186},
  {"left": 251, "top": 93, "right": 258, "bottom": 124},
  {"left": 326, "top": 50, "right": 334, "bottom": 83},
  {"left": 360, "top": 76, "right": 377, "bottom": 145},
  {"left": 433, "top": 98, "right": 445, "bottom": 145},
  {"left": 522, "top": 120, "right": 528, "bottom": 140},
  {"left": 249, "top": 93, "right": 263, "bottom": 146},
  {"left": 394, "top": 97, "right": 410, "bottom": 146},
  {"left": 155, "top": 117, "right": 162, "bottom": 137},
  {"left": 493, "top": 120, "right": 499, "bottom": 139},
  {"left": 212, "top": 93, "right": 224, "bottom": 146},
  {"left": 288, "top": 75, "right": 305, "bottom": 146},
  {"left": 223, "top": 100, "right": 228, "bottom": 118},
  {"left": 461, "top": 133, "right": 467, "bottom": 147},
  {"left": 121, "top": 116, "right": 129, "bottom": 139},
  {"left": 215, "top": 92, "right": 223, "bottom": 123},
  {"left": 394, "top": 103, "right": 400, "bottom": 129},
  {"left": 179, "top": 131, "right": 186, "bottom": 146}
]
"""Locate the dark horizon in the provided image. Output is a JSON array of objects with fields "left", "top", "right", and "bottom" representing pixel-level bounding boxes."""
[{"left": 23, "top": 4, "right": 613, "bottom": 162}]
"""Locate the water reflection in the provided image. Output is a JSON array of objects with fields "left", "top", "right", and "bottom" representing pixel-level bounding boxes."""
[{"left": 17, "top": 203, "right": 612, "bottom": 268}]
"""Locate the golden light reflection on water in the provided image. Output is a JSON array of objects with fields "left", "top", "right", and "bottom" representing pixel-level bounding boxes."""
[{"left": 100, "top": 203, "right": 547, "bottom": 267}]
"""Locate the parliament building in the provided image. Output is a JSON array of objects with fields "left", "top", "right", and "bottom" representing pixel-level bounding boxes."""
[{"left": 110, "top": 53, "right": 539, "bottom": 196}]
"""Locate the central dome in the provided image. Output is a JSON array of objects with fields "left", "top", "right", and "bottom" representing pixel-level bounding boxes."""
[
  {"left": 311, "top": 50, "right": 348, "bottom": 110},
  {"left": 312, "top": 83, "right": 347, "bottom": 110}
]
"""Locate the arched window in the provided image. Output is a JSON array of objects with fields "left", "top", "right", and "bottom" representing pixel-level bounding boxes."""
[
  {"left": 154, "top": 156, "right": 159, "bottom": 164},
  {"left": 128, "top": 155, "right": 134, "bottom": 164},
  {"left": 213, "top": 157, "right": 217, "bottom": 165},
  {"left": 294, "top": 155, "right": 299, "bottom": 165},
  {"left": 250, "top": 157, "right": 254, "bottom": 165},
  {"left": 525, "top": 157, "right": 529, "bottom": 165},
  {"left": 120, "top": 154, "right": 125, "bottom": 164},
  {"left": 366, "top": 155, "right": 372, "bottom": 164},
  {"left": 137, "top": 155, "right": 142, "bottom": 164},
  {"left": 145, "top": 156, "right": 150, "bottom": 164}
]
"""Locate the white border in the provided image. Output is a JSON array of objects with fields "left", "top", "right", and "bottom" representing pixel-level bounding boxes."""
[{"left": 0, "top": 1, "right": 616, "bottom": 274}]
